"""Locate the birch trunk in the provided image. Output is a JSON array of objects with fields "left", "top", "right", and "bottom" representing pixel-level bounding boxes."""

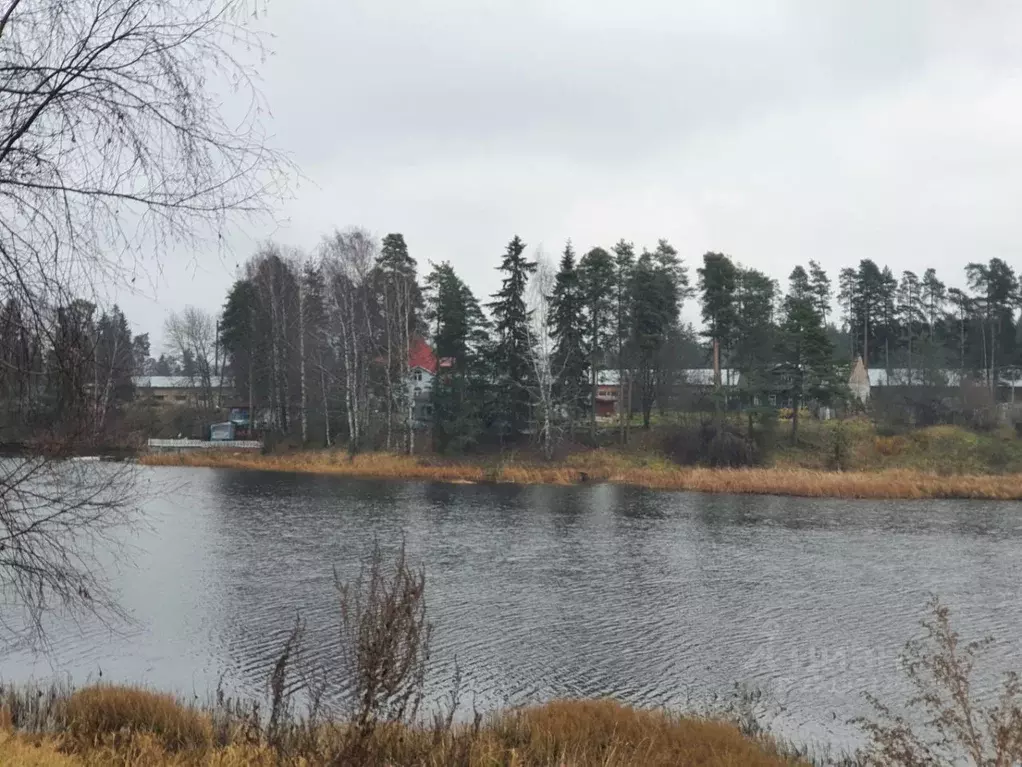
[
  {"left": 268, "top": 273, "right": 283, "bottom": 433},
  {"left": 384, "top": 288, "right": 393, "bottom": 451},
  {"left": 401, "top": 279, "right": 414, "bottom": 455},
  {"left": 319, "top": 350, "right": 331, "bottom": 447},
  {"left": 298, "top": 274, "right": 308, "bottom": 444}
]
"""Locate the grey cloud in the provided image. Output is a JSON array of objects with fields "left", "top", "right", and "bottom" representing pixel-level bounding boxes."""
[{"left": 122, "top": 0, "right": 1022, "bottom": 349}]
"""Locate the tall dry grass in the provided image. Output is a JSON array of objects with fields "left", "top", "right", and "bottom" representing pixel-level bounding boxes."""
[
  {"left": 140, "top": 449, "right": 1022, "bottom": 500},
  {"left": 0, "top": 691, "right": 806, "bottom": 766}
]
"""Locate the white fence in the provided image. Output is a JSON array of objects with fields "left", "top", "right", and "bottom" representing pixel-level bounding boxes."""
[{"left": 147, "top": 439, "right": 262, "bottom": 451}]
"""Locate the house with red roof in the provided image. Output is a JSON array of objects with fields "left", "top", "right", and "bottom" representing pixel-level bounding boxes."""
[{"left": 408, "top": 336, "right": 437, "bottom": 425}]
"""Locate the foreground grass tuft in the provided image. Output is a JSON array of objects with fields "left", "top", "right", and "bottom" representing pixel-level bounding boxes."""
[
  {"left": 63, "top": 686, "right": 212, "bottom": 753},
  {"left": 0, "top": 693, "right": 803, "bottom": 766}
]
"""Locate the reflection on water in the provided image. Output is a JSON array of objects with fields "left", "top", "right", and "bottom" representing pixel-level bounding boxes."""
[{"left": 4, "top": 467, "right": 1022, "bottom": 747}]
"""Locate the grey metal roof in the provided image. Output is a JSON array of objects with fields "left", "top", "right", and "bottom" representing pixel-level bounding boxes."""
[
  {"left": 596, "top": 369, "right": 739, "bottom": 386},
  {"left": 132, "top": 376, "right": 229, "bottom": 389},
  {"left": 862, "top": 369, "right": 1022, "bottom": 388}
]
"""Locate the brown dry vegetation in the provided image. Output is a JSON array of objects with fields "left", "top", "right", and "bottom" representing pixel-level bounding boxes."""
[
  {"left": 0, "top": 690, "right": 804, "bottom": 767},
  {"left": 141, "top": 443, "right": 1022, "bottom": 500}
]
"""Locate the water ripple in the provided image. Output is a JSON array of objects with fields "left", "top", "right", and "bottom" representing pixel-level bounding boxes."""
[{"left": 3, "top": 469, "right": 1021, "bottom": 751}]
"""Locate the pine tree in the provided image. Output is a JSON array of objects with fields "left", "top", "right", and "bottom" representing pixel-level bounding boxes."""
[
  {"left": 698, "top": 252, "right": 739, "bottom": 416},
  {"left": 842, "top": 259, "right": 888, "bottom": 369},
  {"left": 577, "top": 246, "right": 615, "bottom": 439},
  {"left": 966, "top": 258, "right": 1019, "bottom": 389},
  {"left": 733, "top": 267, "right": 777, "bottom": 409},
  {"left": 548, "top": 241, "right": 587, "bottom": 435},
  {"left": 779, "top": 266, "right": 835, "bottom": 444},
  {"left": 808, "top": 260, "right": 832, "bottom": 324},
  {"left": 488, "top": 236, "right": 536, "bottom": 442},
  {"left": 629, "top": 248, "right": 681, "bottom": 428},
  {"left": 922, "top": 268, "right": 946, "bottom": 341},
  {"left": 897, "top": 270, "right": 924, "bottom": 380},
  {"left": 878, "top": 265, "right": 898, "bottom": 375}
]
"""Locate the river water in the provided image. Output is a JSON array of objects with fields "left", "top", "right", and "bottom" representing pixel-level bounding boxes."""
[{"left": 3, "top": 467, "right": 1021, "bottom": 748}]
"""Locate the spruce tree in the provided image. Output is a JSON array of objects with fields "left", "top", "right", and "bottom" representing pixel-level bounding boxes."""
[
  {"left": 221, "top": 279, "right": 270, "bottom": 426},
  {"left": 488, "top": 236, "right": 536, "bottom": 442},
  {"left": 425, "top": 262, "right": 491, "bottom": 452},
  {"left": 378, "top": 233, "right": 423, "bottom": 326},
  {"left": 548, "top": 241, "right": 587, "bottom": 434}
]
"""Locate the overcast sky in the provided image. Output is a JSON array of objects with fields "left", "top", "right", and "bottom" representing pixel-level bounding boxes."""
[{"left": 113, "top": 0, "right": 1022, "bottom": 354}]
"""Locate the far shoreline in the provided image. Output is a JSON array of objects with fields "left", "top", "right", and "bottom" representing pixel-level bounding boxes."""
[{"left": 138, "top": 449, "right": 1022, "bottom": 501}]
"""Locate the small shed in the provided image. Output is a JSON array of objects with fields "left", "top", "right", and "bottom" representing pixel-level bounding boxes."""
[{"left": 210, "top": 422, "right": 236, "bottom": 441}]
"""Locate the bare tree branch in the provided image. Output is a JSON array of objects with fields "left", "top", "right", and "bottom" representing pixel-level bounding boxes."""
[{"left": 0, "top": 0, "right": 290, "bottom": 646}]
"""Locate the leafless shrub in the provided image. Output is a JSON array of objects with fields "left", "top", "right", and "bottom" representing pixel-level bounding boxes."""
[
  {"left": 335, "top": 539, "right": 432, "bottom": 755},
  {"left": 856, "top": 596, "right": 1022, "bottom": 766},
  {"left": 266, "top": 614, "right": 305, "bottom": 753}
]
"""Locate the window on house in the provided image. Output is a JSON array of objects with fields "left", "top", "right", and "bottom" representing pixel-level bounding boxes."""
[
  {"left": 768, "top": 394, "right": 777, "bottom": 407},
  {"left": 413, "top": 370, "right": 423, "bottom": 382},
  {"left": 414, "top": 387, "right": 422, "bottom": 397}
]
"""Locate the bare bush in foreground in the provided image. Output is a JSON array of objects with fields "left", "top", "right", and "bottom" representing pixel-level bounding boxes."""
[
  {"left": 336, "top": 540, "right": 432, "bottom": 750},
  {"left": 856, "top": 596, "right": 1022, "bottom": 766}
]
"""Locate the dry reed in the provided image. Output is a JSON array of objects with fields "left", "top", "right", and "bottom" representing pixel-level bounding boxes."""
[
  {"left": 140, "top": 450, "right": 1022, "bottom": 500},
  {"left": 0, "top": 691, "right": 805, "bottom": 766}
]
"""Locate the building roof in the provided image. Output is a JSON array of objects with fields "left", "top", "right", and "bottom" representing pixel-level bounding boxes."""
[
  {"left": 596, "top": 369, "right": 740, "bottom": 387},
  {"left": 865, "top": 369, "right": 963, "bottom": 387},
  {"left": 851, "top": 367, "right": 1022, "bottom": 389},
  {"left": 684, "top": 368, "right": 740, "bottom": 386},
  {"left": 133, "top": 376, "right": 229, "bottom": 389},
  {"left": 408, "top": 336, "right": 437, "bottom": 375}
]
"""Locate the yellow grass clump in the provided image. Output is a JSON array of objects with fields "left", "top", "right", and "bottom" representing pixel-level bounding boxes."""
[
  {"left": 0, "top": 689, "right": 804, "bottom": 766},
  {"left": 62, "top": 685, "right": 213, "bottom": 753},
  {"left": 141, "top": 448, "right": 1022, "bottom": 500}
]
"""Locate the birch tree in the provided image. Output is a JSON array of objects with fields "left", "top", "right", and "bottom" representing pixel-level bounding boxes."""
[
  {"left": 164, "top": 307, "right": 217, "bottom": 411},
  {"left": 288, "top": 251, "right": 315, "bottom": 444},
  {"left": 526, "top": 251, "right": 558, "bottom": 459},
  {"left": 321, "top": 228, "right": 378, "bottom": 454}
]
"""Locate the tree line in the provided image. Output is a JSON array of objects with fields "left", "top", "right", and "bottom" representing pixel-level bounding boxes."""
[
  {"left": 0, "top": 298, "right": 155, "bottom": 442},
  {"left": 213, "top": 230, "right": 1022, "bottom": 454},
  {"left": 1, "top": 240, "right": 1017, "bottom": 453}
]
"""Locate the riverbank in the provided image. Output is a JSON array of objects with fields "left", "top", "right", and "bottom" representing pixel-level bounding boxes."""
[
  {"left": 0, "top": 684, "right": 804, "bottom": 766},
  {"left": 139, "top": 448, "right": 1022, "bottom": 500}
]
